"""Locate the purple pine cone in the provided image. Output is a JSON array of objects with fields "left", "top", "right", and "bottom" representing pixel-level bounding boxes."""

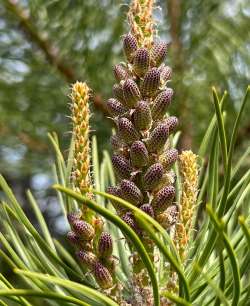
[
  {"left": 143, "top": 163, "right": 164, "bottom": 191},
  {"left": 110, "top": 134, "right": 124, "bottom": 152},
  {"left": 165, "top": 116, "right": 178, "bottom": 133},
  {"left": 112, "top": 154, "right": 132, "bottom": 179},
  {"left": 161, "top": 148, "right": 178, "bottom": 170},
  {"left": 118, "top": 117, "right": 139, "bottom": 144},
  {"left": 107, "top": 185, "right": 123, "bottom": 199},
  {"left": 151, "top": 89, "right": 173, "bottom": 120},
  {"left": 123, "top": 33, "right": 138, "bottom": 62},
  {"left": 123, "top": 79, "right": 141, "bottom": 108},
  {"left": 133, "top": 100, "right": 152, "bottom": 131},
  {"left": 67, "top": 210, "right": 82, "bottom": 225},
  {"left": 120, "top": 179, "right": 143, "bottom": 206},
  {"left": 122, "top": 212, "right": 138, "bottom": 231},
  {"left": 133, "top": 48, "right": 150, "bottom": 77},
  {"left": 113, "top": 63, "right": 128, "bottom": 82},
  {"left": 151, "top": 41, "right": 169, "bottom": 66},
  {"left": 107, "top": 186, "right": 126, "bottom": 214},
  {"left": 152, "top": 185, "right": 175, "bottom": 213},
  {"left": 76, "top": 250, "right": 97, "bottom": 269},
  {"left": 107, "top": 98, "right": 127, "bottom": 117},
  {"left": 160, "top": 65, "right": 172, "bottom": 83},
  {"left": 93, "top": 262, "right": 113, "bottom": 289},
  {"left": 141, "top": 68, "right": 161, "bottom": 98},
  {"left": 98, "top": 232, "right": 113, "bottom": 258},
  {"left": 72, "top": 220, "right": 95, "bottom": 241},
  {"left": 67, "top": 231, "right": 81, "bottom": 245},
  {"left": 113, "top": 83, "right": 126, "bottom": 105},
  {"left": 130, "top": 140, "right": 149, "bottom": 168},
  {"left": 140, "top": 203, "right": 154, "bottom": 218},
  {"left": 146, "top": 121, "right": 169, "bottom": 153}
]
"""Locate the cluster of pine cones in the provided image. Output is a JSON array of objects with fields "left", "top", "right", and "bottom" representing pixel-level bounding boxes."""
[
  {"left": 66, "top": 32, "right": 180, "bottom": 292},
  {"left": 107, "top": 32, "right": 179, "bottom": 234},
  {"left": 67, "top": 211, "right": 115, "bottom": 289}
]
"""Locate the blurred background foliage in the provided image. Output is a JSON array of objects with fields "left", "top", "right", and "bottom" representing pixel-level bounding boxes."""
[{"left": 0, "top": 0, "right": 250, "bottom": 229}]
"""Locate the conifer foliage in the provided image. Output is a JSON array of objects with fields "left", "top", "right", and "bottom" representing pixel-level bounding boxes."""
[{"left": 0, "top": 1, "right": 249, "bottom": 306}]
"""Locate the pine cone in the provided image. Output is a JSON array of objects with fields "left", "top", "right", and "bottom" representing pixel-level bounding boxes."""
[
  {"left": 98, "top": 232, "right": 113, "bottom": 258},
  {"left": 93, "top": 262, "right": 113, "bottom": 289},
  {"left": 72, "top": 220, "right": 95, "bottom": 241}
]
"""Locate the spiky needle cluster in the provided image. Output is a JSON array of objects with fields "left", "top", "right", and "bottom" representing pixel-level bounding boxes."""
[
  {"left": 107, "top": 1, "right": 179, "bottom": 266},
  {"left": 68, "top": 82, "right": 115, "bottom": 290}
]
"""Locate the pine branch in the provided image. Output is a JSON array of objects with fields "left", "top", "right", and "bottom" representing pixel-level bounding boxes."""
[
  {"left": 0, "top": 124, "right": 48, "bottom": 152},
  {"left": 4, "top": 0, "right": 108, "bottom": 116}
]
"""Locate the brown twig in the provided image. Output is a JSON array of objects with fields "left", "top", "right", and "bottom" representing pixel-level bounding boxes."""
[
  {"left": 167, "top": 0, "right": 192, "bottom": 149},
  {"left": 0, "top": 123, "right": 48, "bottom": 152},
  {"left": 4, "top": 0, "right": 108, "bottom": 115}
]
